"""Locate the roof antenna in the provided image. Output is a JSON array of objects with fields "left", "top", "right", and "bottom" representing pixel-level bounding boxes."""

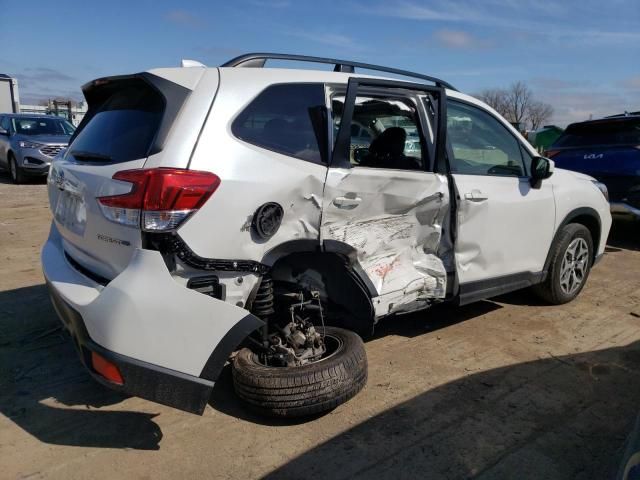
[{"left": 181, "top": 59, "right": 206, "bottom": 68}]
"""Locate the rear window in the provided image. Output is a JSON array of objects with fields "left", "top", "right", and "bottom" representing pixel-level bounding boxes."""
[
  {"left": 553, "top": 119, "right": 640, "bottom": 148},
  {"left": 69, "top": 82, "right": 164, "bottom": 163},
  {"left": 232, "top": 83, "right": 327, "bottom": 164}
]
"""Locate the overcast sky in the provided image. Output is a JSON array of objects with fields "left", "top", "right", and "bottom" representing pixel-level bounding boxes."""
[{"left": 1, "top": 0, "right": 638, "bottom": 126}]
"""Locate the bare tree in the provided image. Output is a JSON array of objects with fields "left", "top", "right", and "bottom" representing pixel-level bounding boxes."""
[
  {"left": 527, "top": 101, "right": 554, "bottom": 130},
  {"left": 505, "top": 81, "right": 532, "bottom": 126},
  {"left": 475, "top": 81, "right": 554, "bottom": 130},
  {"left": 475, "top": 88, "right": 509, "bottom": 117}
]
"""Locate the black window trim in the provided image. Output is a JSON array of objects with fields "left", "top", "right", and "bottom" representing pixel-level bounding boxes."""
[
  {"left": 447, "top": 97, "right": 534, "bottom": 180},
  {"left": 327, "top": 84, "right": 434, "bottom": 173},
  {"left": 230, "top": 81, "right": 329, "bottom": 167},
  {"left": 329, "top": 77, "right": 446, "bottom": 173}
]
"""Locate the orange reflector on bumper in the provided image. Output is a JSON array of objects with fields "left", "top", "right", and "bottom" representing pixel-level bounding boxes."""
[{"left": 91, "top": 351, "right": 124, "bottom": 385}]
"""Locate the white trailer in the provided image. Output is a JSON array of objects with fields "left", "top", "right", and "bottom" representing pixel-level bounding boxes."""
[{"left": 0, "top": 74, "right": 20, "bottom": 114}]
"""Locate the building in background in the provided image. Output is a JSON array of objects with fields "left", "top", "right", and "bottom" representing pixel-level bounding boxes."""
[
  {"left": 0, "top": 74, "right": 20, "bottom": 114},
  {"left": 0, "top": 74, "right": 86, "bottom": 125},
  {"left": 20, "top": 100, "right": 87, "bottom": 126}
]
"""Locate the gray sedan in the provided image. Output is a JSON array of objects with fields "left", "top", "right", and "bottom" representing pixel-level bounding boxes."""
[{"left": 0, "top": 114, "right": 75, "bottom": 183}]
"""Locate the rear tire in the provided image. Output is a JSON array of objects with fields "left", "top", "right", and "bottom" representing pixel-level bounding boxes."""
[
  {"left": 232, "top": 326, "right": 367, "bottom": 418},
  {"left": 9, "top": 154, "right": 25, "bottom": 184},
  {"left": 532, "top": 223, "right": 593, "bottom": 305}
]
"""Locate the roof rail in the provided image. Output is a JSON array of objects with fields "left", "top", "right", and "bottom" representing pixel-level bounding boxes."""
[{"left": 220, "top": 53, "right": 457, "bottom": 91}]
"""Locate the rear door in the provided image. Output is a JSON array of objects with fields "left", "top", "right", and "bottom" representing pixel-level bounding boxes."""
[
  {"left": 321, "top": 78, "right": 451, "bottom": 317},
  {"left": 48, "top": 72, "right": 210, "bottom": 280}
]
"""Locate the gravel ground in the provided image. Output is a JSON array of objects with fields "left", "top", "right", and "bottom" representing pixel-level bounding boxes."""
[{"left": 0, "top": 175, "right": 639, "bottom": 480}]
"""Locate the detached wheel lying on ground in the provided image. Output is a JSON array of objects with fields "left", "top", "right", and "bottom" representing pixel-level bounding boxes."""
[
  {"left": 232, "top": 326, "right": 367, "bottom": 418},
  {"left": 533, "top": 223, "right": 594, "bottom": 305}
]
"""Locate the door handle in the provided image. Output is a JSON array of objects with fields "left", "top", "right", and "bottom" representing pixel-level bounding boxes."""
[
  {"left": 464, "top": 190, "right": 489, "bottom": 202},
  {"left": 333, "top": 196, "right": 362, "bottom": 209}
]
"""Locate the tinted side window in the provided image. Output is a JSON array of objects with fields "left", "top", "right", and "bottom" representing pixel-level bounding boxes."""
[
  {"left": 448, "top": 101, "right": 525, "bottom": 177},
  {"left": 232, "top": 84, "right": 326, "bottom": 164},
  {"left": 0, "top": 116, "right": 10, "bottom": 131}
]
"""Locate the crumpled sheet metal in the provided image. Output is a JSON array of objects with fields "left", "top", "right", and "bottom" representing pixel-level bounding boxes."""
[{"left": 322, "top": 172, "right": 449, "bottom": 316}]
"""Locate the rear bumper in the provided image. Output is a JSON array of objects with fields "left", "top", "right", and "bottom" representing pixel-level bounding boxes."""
[
  {"left": 611, "top": 202, "right": 640, "bottom": 219},
  {"left": 41, "top": 223, "right": 263, "bottom": 414},
  {"left": 47, "top": 281, "right": 214, "bottom": 414}
]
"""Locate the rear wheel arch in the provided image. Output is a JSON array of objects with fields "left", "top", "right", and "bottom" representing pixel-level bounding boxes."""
[
  {"left": 268, "top": 248, "right": 375, "bottom": 337},
  {"left": 198, "top": 312, "right": 265, "bottom": 382}
]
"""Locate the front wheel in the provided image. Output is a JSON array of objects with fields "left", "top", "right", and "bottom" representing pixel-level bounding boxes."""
[
  {"left": 533, "top": 223, "right": 594, "bottom": 304},
  {"left": 9, "top": 154, "right": 25, "bottom": 184},
  {"left": 232, "top": 326, "right": 367, "bottom": 418}
]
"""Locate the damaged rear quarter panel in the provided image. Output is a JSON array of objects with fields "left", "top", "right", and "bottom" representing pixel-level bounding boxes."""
[
  {"left": 321, "top": 168, "right": 450, "bottom": 317},
  {"left": 178, "top": 71, "right": 330, "bottom": 300}
]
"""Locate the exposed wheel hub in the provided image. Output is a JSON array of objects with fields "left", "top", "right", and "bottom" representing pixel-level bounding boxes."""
[{"left": 262, "top": 292, "right": 327, "bottom": 367}]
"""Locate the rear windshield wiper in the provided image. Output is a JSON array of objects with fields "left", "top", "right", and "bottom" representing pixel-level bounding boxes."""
[{"left": 70, "top": 150, "right": 113, "bottom": 162}]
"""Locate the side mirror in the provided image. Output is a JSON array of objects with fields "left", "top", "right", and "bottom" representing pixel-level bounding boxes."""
[
  {"left": 530, "top": 156, "right": 554, "bottom": 188},
  {"left": 0, "top": 127, "right": 8, "bottom": 136}
]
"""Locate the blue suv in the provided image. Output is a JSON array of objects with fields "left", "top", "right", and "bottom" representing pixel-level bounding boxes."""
[{"left": 546, "top": 114, "right": 640, "bottom": 219}]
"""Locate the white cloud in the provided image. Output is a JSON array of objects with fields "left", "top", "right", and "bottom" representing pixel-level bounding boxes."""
[
  {"left": 164, "top": 10, "right": 204, "bottom": 28},
  {"left": 286, "top": 31, "right": 359, "bottom": 49},
  {"left": 364, "top": 0, "right": 640, "bottom": 46},
  {"left": 247, "top": 0, "right": 291, "bottom": 7},
  {"left": 620, "top": 76, "right": 640, "bottom": 90},
  {"left": 432, "top": 29, "right": 492, "bottom": 49},
  {"left": 537, "top": 89, "right": 640, "bottom": 126}
]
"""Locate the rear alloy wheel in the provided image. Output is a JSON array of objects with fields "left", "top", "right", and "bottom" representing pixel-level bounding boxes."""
[
  {"left": 9, "top": 154, "right": 25, "bottom": 184},
  {"left": 533, "top": 223, "right": 593, "bottom": 304},
  {"left": 232, "top": 326, "right": 367, "bottom": 418}
]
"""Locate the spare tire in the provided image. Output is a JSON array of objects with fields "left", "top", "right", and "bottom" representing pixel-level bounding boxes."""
[{"left": 232, "top": 326, "right": 367, "bottom": 417}]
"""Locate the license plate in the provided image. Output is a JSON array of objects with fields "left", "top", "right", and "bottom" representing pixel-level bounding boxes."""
[{"left": 54, "top": 190, "right": 86, "bottom": 236}]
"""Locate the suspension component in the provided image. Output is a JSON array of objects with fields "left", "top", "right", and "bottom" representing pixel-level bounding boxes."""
[{"left": 252, "top": 274, "right": 275, "bottom": 319}]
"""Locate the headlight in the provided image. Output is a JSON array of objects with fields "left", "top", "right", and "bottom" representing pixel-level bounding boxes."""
[
  {"left": 19, "top": 140, "right": 43, "bottom": 149},
  {"left": 592, "top": 180, "right": 609, "bottom": 202}
]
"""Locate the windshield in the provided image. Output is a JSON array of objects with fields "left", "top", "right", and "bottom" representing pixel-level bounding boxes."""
[
  {"left": 12, "top": 117, "right": 75, "bottom": 136},
  {"left": 553, "top": 119, "right": 640, "bottom": 148}
]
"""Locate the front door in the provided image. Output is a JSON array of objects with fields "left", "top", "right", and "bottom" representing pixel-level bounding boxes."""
[
  {"left": 0, "top": 116, "right": 10, "bottom": 166},
  {"left": 447, "top": 99, "right": 555, "bottom": 303},
  {"left": 321, "top": 78, "right": 451, "bottom": 317}
]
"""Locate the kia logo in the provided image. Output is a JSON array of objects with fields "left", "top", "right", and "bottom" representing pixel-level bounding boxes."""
[{"left": 584, "top": 153, "right": 604, "bottom": 159}]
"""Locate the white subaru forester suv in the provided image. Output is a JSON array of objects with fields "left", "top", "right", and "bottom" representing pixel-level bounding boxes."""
[{"left": 42, "top": 53, "right": 611, "bottom": 417}]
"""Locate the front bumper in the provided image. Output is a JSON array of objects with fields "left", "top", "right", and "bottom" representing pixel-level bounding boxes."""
[
  {"left": 15, "top": 147, "right": 55, "bottom": 176},
  {"left": 611, "top": 202, "right": 640, "bottom": 219},
  {"left": 41, "top": 224, "right": 263, "bottom": 414}
]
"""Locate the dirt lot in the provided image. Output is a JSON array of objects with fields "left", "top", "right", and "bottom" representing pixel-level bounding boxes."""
[{"left": 0, "top": 175, "right": 639, "bottom": 480}]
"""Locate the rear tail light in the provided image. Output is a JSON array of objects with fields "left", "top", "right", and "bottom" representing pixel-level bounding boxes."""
[
  {"left": 544, "top": 149, "right": 560, "bottom": 159},
  {"left": 97, "top": 168, "right": 221, "bottom": 231}
]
